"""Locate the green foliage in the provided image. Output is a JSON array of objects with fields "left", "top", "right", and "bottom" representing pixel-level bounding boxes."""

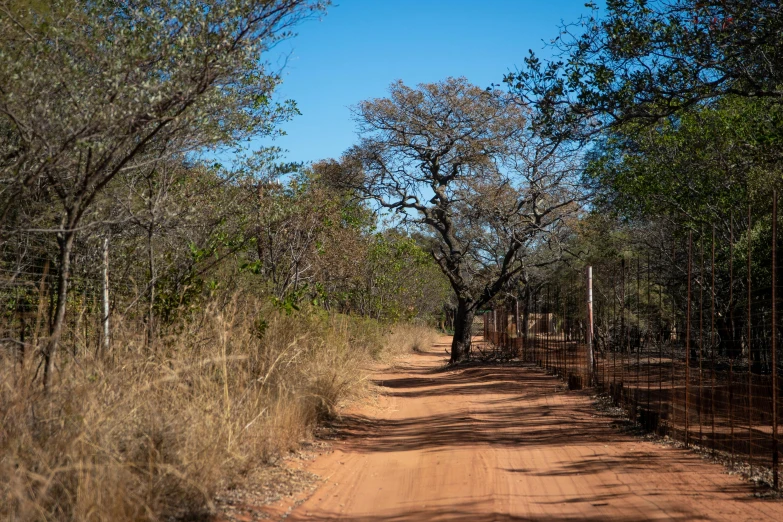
[
  {"left": 362, "top": 232, "right": 450, "bottom": 322},
  {"left": 507, "top": 1, "right": 783, "bottom": 133},
  {"left": 271, "top": 285, "right": 308, "bottom": 315},
  {"left": 585, "top": 97, "right": 782, "bottom": 227},
  {"left": 244, "top": 165, "right": 449, "bottom": 322}
]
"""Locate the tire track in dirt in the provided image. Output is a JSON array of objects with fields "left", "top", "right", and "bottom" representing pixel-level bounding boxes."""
[{"left": 283, "top": 337, "right": 783, "bottom": 521}]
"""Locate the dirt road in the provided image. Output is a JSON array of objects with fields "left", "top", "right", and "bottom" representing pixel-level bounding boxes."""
[{"left": 285, "top": 337, "right": 783, "bottom": 521}]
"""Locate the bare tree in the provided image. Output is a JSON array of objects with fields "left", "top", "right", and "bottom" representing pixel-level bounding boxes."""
[{"left": 349, "top": 77, "right": 583, "bottom": 363}]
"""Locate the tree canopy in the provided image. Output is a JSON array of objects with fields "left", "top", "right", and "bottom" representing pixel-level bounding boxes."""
[{"left": 506, "top": 0, "right": 783, "bottom": 134}]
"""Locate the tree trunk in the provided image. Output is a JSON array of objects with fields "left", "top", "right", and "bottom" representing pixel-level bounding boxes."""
[
  {"left": 44, "top": 228, "right": 75, "bottom": 388},
  {"left": 450, "top": 299, "right": 475, "bottom": 364},
  {"left": 522, "top": 285, "right": 531, "bottom": 343}
]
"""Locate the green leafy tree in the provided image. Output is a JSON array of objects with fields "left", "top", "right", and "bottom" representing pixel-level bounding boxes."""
[
  {"left": 507, "top": 1, "right": 783, "bottom": 134},
  {"left": 361, "top": 232, "right": 449, "bottom": 322},
  {"left": 583, "top": 97, "right": 783, "bottom": 226}
]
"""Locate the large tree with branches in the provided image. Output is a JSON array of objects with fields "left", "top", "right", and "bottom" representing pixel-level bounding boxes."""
[{"left": 348, "top": 77, "right": 583, "bottom": 363}]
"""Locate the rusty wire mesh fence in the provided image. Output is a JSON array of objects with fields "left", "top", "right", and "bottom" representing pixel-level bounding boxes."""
[{"left": 482, "top": 193, "right": 783, "bottom": 489}]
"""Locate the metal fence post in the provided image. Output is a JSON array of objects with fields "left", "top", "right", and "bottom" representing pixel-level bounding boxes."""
[
  {"left": 773, "top": 189, "right": 779, "bottom": 489},
  {"left": 711, "top": 226, "right": 716, "bottom": 455},
  {"left": 686, "top": 231, "right": 692, "bottom": 448},
  {"left": 587, "top": 265, "right": 594, "bottom": 386},
  {"left": 636, "top": 257, "right": 641, "bottom": 417},
  {"left": 748, "top": 202, "right": 753, "bottom": 477},
  {"left": 699, "top": 235, "right": 704, "bottom": 445}
]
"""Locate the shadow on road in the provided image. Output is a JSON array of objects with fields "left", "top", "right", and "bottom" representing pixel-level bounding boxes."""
[
  {"left": 297, "top": 344, "right": 765, "bottom": 522},
  {"left": 287, "top": 503, "right": 699, "bottom": 522}
]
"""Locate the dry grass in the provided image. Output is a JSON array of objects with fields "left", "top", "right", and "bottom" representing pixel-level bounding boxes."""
[
  {"left": 0, "top": 296, "right": 437, "bottom": 521},
  {"left": 382, "top": 321, "right": 440, "bottom": 356}
]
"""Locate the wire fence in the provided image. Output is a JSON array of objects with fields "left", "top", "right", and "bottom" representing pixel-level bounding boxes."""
[
  {"left": 482, "top": 192, "right": 783, "bottom": 489},
  {"left": 0, "top": 242, "right": 159, "bottom": 363}
]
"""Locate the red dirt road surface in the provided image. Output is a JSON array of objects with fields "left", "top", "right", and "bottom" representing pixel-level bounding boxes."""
[{"left": 285, "top": 337, "right": 783, "bottom": 521}]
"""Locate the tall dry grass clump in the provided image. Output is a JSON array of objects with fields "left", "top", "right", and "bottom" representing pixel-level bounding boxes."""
[
  {"left": 0, "top": 295, "right": 436, "bottom": 521},
  {"left": 382, "top": 321, "right": 440, "bottom": 356}
]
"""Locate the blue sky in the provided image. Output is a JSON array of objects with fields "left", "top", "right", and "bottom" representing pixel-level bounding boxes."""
[{"left": 258, "top": 1, "right": 598, "bottom": 165}]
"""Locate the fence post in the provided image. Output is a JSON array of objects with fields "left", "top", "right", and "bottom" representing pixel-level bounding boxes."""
[
  {"left": 730, "top": 216, "right": 735, "bottom": 462},
  {"left": 671, "top": 293, "right": 676, "bottom": 438},
  {"left": 100, "top": 236, "right": 111, "bottom": 358},
  {"left": 647, "top": 253, "right": 651, "bottom": 415},
  {"left": 534, "top": 288, "right": 539, "bottom": 366},
  {"left": 699, "top": 236, "right": 704, "bottom": 445},
  {"left": 561, "top": 283, "right": 567, "bottom": 378},
  {"left": 773, "top": 189, "right": 779, "bottom": 489},
  {"left": 711, "top": 226, "right": 717, "bottom": 455},
  {"left": 587, "top": 265, "right": 595, "bottom": 386},
  {"left": 612, "top": 270, "right": 617, "bottom": 395},
  {"left": 544, "top": 284, "right": 555, "bottom": 372},
  {"left": 748, "top": 201, "right": 753, "bottom": 477},
  {"left": 659, "top": 284, "right": 663, "bottom": 431},
  {"left": 636, "top": 257, "right": 641, "bottom": 416},
  {"left": 686, "top": 231, "right": 692, "bottom": 448},
  {"left": 15, "top": 287, "right": 25, "bottom": 362},
  {"left": 621, "top": 258, "right": 626, "bottom": 405},
  {"left": 522, "top": 287, "right": 529, "bottom": 361}
]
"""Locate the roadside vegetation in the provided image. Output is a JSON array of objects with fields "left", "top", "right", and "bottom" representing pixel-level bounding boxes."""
[{"left": 1, "top": 297, "right": 438, "bottom": 520}]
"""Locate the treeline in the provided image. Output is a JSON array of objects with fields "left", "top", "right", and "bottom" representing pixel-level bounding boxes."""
[{"left": 2, "top": 155, "right": 448, "bottom": 355}]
